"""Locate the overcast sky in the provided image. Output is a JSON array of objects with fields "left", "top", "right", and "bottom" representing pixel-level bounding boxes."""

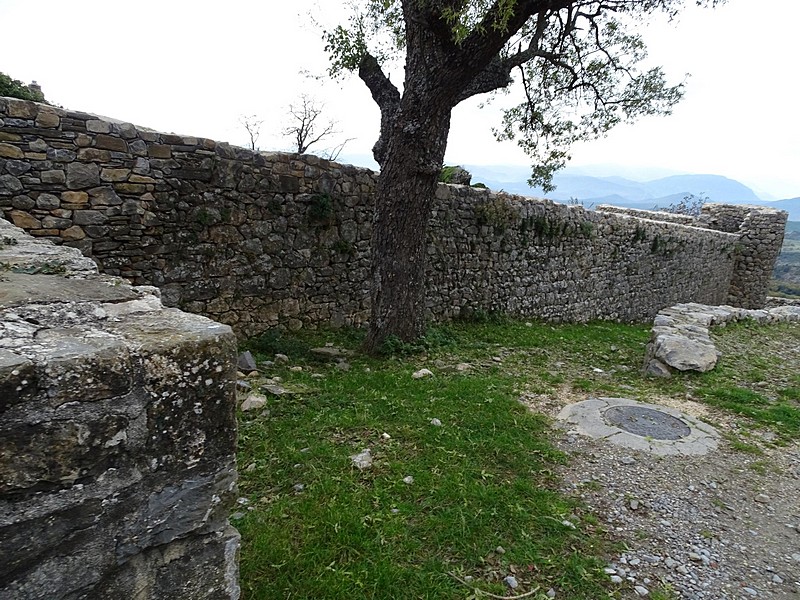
[{"left": 1, "top": 0, "right": 797, "bottom": 199}]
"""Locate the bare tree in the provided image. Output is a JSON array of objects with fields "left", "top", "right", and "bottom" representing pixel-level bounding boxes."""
[
  {"left": 240, "top": 114, "right": 263, "bottom": 151},
  {"left": 283, "top": 94, "right": 338, "bottom": 154}
]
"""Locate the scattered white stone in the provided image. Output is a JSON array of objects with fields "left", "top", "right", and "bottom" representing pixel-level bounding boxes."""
[
  {"left": 495, "top": 546, "right": 506, "bottom": 555},
  {"left": 629, "top": 499, "right": 639, "bottom": 510},
  {"left": 592, "top": 367, "right": 604, "bottom": 373},
  {"left": 402, "top": 476, "right": 414, "bottom": 484},
  {"left": 503, "top": 575, "right": 518, "bottom": 589},
  {"left": 263, "top": 384, "right": 290, "bottom": 396},
  {"left": 634, "top": 585, "right": 649, "bottom": 596},
  {"left": 241, "top": 393, "right": 267, "bottom": 411},
  {"left": 381, "top": 432, "right": 391, "bottom": 440},
  {"left": 754, "top": 494, "right": 771, "bottom": 504},
  {"left": 772, "top": 575, "right": 784, "bottom": 584},
  {"left": 610, "top": 575, "right": 623, "bottom": 584},
  {"left": 455, "top": 363, "right": 471, "bottom": 371},
  {"left": 292, "top": 483, "right": 305, "bottom": 492},
  {"left": 742, "top": 587, "right": 758, "bottom": 596},
  {"left": 621, "top": 456, "right": 636, "bottom": 465},
  {"left": 561, "top": 520, "right": 576, "bottom": 529},
  {"left": 430, "top": 418, "right": 442, "bottom": 427},
  {"left": 274, "top": 353, "right": 289, "bottom": 363},
  {"left": 350, "top": 449, "right": 372, "bottom": 470},
  {"left": 289, "top": 366, "right": 303, "bottom": 372},
  {"left": 412, "top": 368, "right": 433, "bottom": 379},
  {"left": 546, "top": 588, "right": 556, "bottom": 598}
]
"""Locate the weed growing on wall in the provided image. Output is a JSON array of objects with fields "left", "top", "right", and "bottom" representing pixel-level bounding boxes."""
[
  {"left": 474, "top": 197, "right": 518, "bottom": 232},
  {"left": 309, "top": 193, "right": 335, "bottom": 226}
]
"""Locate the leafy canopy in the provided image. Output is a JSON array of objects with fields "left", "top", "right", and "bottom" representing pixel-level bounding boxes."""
[
  {"left": 324, "top": 0, "right": 723, "bottom": 190},
  {"left": 0, "top": 72, "right": 45, "bottom": 103}
]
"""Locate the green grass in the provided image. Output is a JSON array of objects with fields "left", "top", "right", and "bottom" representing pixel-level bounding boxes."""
[{"left": 235, "top": 318, "right": 800, "bottom": 598}]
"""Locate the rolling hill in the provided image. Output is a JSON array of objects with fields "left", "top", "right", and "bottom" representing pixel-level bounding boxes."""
[{"left": 463, "top": 165, "right": 800, "bottom": 220}]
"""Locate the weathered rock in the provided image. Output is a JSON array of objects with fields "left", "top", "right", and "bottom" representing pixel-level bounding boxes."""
[
  {"left": 241, "top": 393, "right": 267, "bottom": 411},
  {"left": 350, "top": 449, "right": 373, "bottom": 470},
  {"left": 66, "top": 162, "right": 100, "bottom": 189},
  {"left": 237, "top": 350, "right": 258, "bottom": 373},
  {"left": 0, "top": 217, "right": 240, "bottom": 600},
  {"left": 644, "top": 302, "right": 800, "bottom": 375},
  {"left": 653, "top": 333, "right": 719, "bottom": 372}
]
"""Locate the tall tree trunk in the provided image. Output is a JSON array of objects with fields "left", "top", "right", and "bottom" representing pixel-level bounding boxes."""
[{"left": 362, "top": 105, "right": 451, "bottom": 354}]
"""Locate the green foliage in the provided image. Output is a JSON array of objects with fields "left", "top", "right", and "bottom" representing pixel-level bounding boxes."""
[
  {"left": 438, "top": 165, "right": 460, "bottom": 183},
  {"left": 10, "top": 261, "right": 66, "bottom": 275},
  {"left": 455, "top": 307, "right": 509, "bottom": 325},
  {"left": 332, "top": 239, "right": 355, "bottom": 254},
  {"left": 0, "top": 72, "right": 45, "bottom": 102},
  {"left": 236, "top": 322, "right": 624, "bottom": 599},
  {"left": 650, "top": 234, "right": 662, "bottom": 253},
  {"left": 380, "top": 327, "right": 457, "bottom": 356},
  {"left": 473, "top": 196, "right": 518, "bottom": 232},
  {"left": 243, "top": 330, "right": 313, "bottom": 359},
  {"left": 322, "top": 2, "right": 708, "bottom": 192},
  {"left": 309, "top": 193, "right": 335, "bottom": 225},
  {"left": 194, "top": 208, "right": 214, "bottom": 226},
  {"left": 236, "top": 316, "right": 798, "bottom": 598},
  {"left": 471, "top": 182, "right": 488, "bottom": 189}
]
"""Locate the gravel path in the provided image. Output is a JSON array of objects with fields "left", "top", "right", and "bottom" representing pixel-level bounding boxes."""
[{"left": 523, "top": 393, "right": 800, "bottom": 599}]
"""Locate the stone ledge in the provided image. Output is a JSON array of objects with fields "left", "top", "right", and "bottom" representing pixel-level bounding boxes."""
[
  {"left": 643, "top": 302, "right": 800, "bottom": 376},
  {"left": 0, "top": 217, "right": 240, "bottom": 599}
]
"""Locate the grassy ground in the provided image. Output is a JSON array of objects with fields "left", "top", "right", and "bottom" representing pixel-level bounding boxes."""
[{"left": 235, "top": 318, "right": 800, "bottom": 599}]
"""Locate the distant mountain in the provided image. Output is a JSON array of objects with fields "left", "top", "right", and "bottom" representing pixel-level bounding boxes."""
[{"left": 463, "top": 165, "right": 799, "bottom": 219}]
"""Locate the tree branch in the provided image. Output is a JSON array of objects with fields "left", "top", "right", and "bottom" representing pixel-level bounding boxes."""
[{"left": 358, "top": 52, "right": 401, "bottom": 167}]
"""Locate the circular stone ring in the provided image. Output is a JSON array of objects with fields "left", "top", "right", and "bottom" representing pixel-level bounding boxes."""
[{"left": 556, "top": 397, "right": 719, "bottom": 456}]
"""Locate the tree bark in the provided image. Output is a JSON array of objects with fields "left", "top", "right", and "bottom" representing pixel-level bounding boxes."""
[{"left": 362, "top": 102, "right": 452, "bottom": 354}]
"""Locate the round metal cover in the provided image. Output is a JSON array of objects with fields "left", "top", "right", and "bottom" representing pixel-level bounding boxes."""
[{"left": 602, "top": 405, "right": 691, "bottom": 440}]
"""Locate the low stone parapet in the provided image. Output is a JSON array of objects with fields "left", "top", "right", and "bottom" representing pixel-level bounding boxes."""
[
  {"left": 0, "top": 217, "right": 240, "bottom": 599},
  {"left": 643, "top": 302, "right": 800, "bottom": 376}
]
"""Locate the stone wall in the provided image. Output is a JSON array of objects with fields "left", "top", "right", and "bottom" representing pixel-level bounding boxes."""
[
  {"left": 0, "top": 217, "right": 240, "bottom": 599},
  {"left": 427, "top": 192, "right": 737, "bottom": 322},
  {"left": 599, "top": 204, "right": 788, "bottom": 309},
  {"left": 0, "top": 97, "right": 784, "bottom": 336}
]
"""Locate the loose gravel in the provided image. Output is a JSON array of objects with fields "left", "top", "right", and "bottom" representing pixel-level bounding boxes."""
[{"left": 522, "top": 392, "right": 800, "bottom": 599}]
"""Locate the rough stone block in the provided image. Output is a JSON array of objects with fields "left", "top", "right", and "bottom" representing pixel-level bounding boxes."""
[
  {"left": 0, "top": 217, "right": 240, "bottom": 599},
  {"left": 66, "top": 163, "right": 100, "bottom": 189}
]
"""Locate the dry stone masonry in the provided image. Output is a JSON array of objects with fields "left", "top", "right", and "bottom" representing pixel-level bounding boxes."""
[
  {"left": 0, "top": 96, "right": 787, "bottom": 337},
  {"left": 643, "top": 301, "right": 800, "bottom": 376},
  {"left": 0, "top": 218, "right": 240, "bottom": 599},
  {"left": 600, "top": 205, "right": 788, "bottom": 309}
]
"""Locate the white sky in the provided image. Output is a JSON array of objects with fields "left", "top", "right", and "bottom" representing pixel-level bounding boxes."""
[{"left": 1, "top": 0, "right": 797, "bottom": 199}]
